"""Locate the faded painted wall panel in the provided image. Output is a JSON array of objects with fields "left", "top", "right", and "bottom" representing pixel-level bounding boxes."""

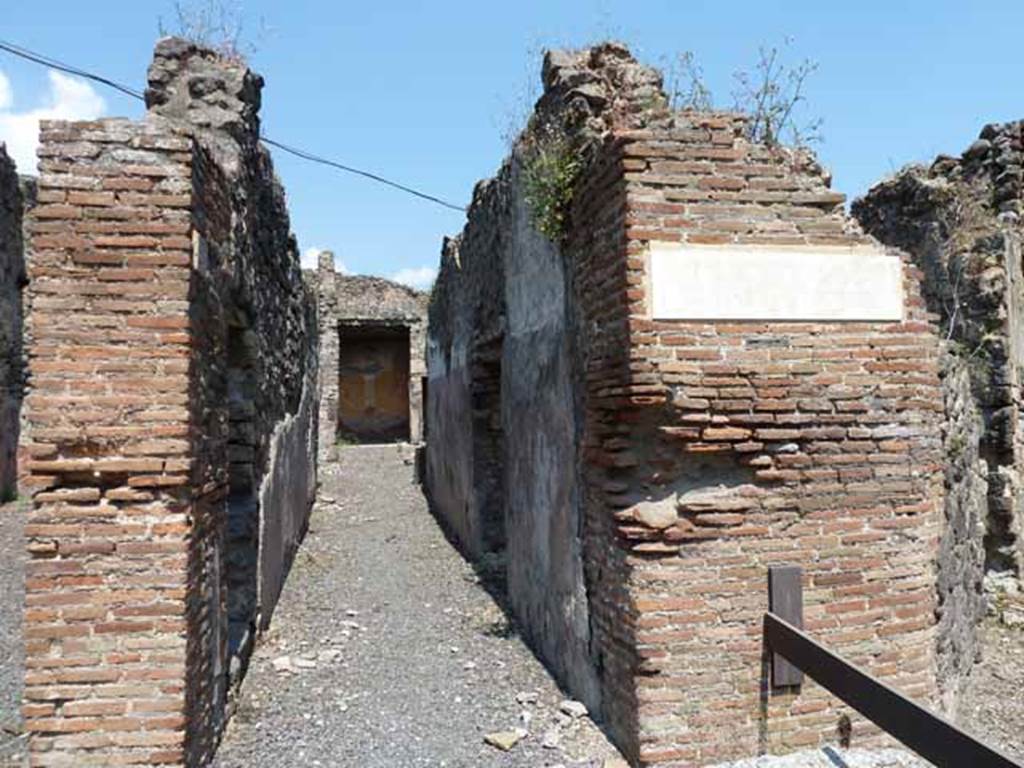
[
  {"left": 259, "top": 354, "right": 318, "bottom": 629},
  {"left": 427, "top": 161, "right": 602, "bottom": 714},
  {"left": 315, "top": 262, "right": 428, "bottom": 449},
  {"left": 425, "top": 332, "right": 478, "bottom": 550},
  {"left": 502, "top": 173, "right": 599, "bottom": 708},
  {"left": 339, "top": 331, "right": 410, "bottom": 442}
]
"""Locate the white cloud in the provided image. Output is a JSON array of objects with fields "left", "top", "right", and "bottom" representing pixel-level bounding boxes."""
[
  {"left": 301, "top": 247, "right": 322, "bottom": 269},
  {"left": 0, "top": 69, "right": 106, "bottom": 174},
  {"left": 301, "top": 247, "right": 349, "bottom": 273},
  {"left": 391, "top": 265, "right": 436, "bottom": 291},
  {"left": 0, "top": 72, "right": 11, "bottom": 112}
]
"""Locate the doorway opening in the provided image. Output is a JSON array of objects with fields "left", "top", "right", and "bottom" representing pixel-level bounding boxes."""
[{"left": 338, "top": 324, "right": 411, "bottom": 443}]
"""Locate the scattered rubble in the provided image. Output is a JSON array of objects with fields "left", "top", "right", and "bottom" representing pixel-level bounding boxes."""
[{"left": 484, "top": 729, "right": 527, "bottom": 752}]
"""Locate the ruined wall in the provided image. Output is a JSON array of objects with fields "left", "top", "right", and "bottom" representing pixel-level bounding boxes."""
[
  {"left": 21, "top": 38, "right": 317, "bottom": 766},
  {"left": 429, "top": 144, "right": 601, "bottom": 704},
  {"left": 426, "top": 235, "right": 486, "bottom": 551},
  {"left": 0, "top": 145, "right": 26, "bottom": 501},
  {"left": 609, "top": 119, "right": 943, "bottom": 766},
  {"left": 853, "top": 122, "right": 1024, "bottom": 699},
  {"left": 428, "top": 42, "right": 673, "bottom": 743},
  {"left": 23, "top": 117, "right": 199, "bottom": 767},
  {"left": 428, "top": 44, "right": 947, "bottom": 767},
  {"left": 315, "top": 256, "right": 427, "bottom": 452}
]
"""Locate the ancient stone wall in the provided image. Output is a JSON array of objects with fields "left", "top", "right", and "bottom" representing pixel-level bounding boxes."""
[
  {"left": 315, "top": 254, "right": 427, "bottom": 454},
  {"left": 853, "top": 121, "right": 1024, "bottom": 701},
  {"left": 427, "top": 44, "right": 947, "bottom": 767},
  {"left": 426, "top": 235, "right": 490, "bottom": 552},
  {"left": 428, "top": 146, "right": 601, "bottom": 704},
  {"left": 0, "top": 145, "right": 26, "bottom": 502},
  {"left": 21, "top": 39, "right": 317, "bottom": 766}
]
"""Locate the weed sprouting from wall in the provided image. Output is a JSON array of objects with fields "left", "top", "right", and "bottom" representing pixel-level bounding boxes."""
[
  {"left": 732, "top": 43, "right": 822, "bottom": 147},
  {"left": 158, "top": 0, "right": 265, "bottom": 62},
  {"left": 664, "top": 51, "right": 713, "bottom": 112},
  {"left": 666, "top": 39, "right": 823, "bottom": 148},
  {"left": 521, "top": 123, "right": 583, "bottom": 242}
]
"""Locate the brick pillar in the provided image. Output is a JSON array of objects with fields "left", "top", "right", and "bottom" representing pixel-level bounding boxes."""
[
  {"left": 595, "top": 119, "right": 945, "bottom": 765},
  {"left": 408, "top": 320, "right": 425, "bottom": 443},
  {"left": 316, "top": 251, "right": 338, "bottom": 461},
  {"left": 23, "top": 118, "right": 196, "bottom": 766}
]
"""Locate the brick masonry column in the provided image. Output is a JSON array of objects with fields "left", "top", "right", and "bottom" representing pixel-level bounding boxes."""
[
  {"left": 601, "top": 120, "right": 945, "bottom": 765},
  {"left": 408, "top": 321, "right": 425, "bottom": 443},
  {"left": 316, "top": 251, "right": 339, "bottom": 461},
  {"left": 22, "top": 117, "right": 196, "bottom": 766}
]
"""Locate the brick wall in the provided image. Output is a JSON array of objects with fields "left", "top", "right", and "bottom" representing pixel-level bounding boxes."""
[
  {"left": 22, "top": 38, "right": 318, "bottom": 766},
  {"left": 23, "top": 117, "right": 197, "bottom": 766},
  {"left": 600, "top": 119, "right": 944, "bottom": 764},
  {"left": 428, "top": 44, "right": 947, "bottom": 768}
]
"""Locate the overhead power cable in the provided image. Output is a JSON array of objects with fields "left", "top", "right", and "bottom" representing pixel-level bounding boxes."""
[
  {"left": 0, "top": 38, "right": 467, "bottom": 213},
  {"left": 0, "top": 39, "right": 146, "bottom": 101},
  {"left": 260, "top": 137, "right": 466, "bottom": 212}
]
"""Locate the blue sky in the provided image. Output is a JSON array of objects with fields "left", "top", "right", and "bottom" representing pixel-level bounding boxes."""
[{"left": 2, "top": 1, "right": 1022, "bottom": 287}]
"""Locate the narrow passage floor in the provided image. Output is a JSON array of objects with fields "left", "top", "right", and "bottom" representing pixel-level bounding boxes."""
[{"left": 213, "top": 445, "right": 623, "bottom": 768}]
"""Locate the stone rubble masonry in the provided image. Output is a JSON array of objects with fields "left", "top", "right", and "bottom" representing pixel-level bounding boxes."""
[
  {"left": 313, "top": 251, "right": 427, "bottom": 460},
  {"left": 427, "top": 43, "right": 946, "bottom": 767},
  {"left": 1, "top": 144, "right": 28, "bottom": 502},
  {"left": 852, "top": 121, "right": 1024, "bottom": 703},
  {"left": 21, "top": 38, "right": 317, "bottom": 767}
]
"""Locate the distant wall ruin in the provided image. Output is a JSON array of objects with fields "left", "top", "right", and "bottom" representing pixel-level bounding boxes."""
[
  {"left": 427, "top": 44, "right": 947, "bottom": 766},
  {"left": 1, "top": 145, "right": 27, "bottom": 502},
  {"left": 315, "top": 253, "right": 427, "bottom": 458},
  {"left": 21, "top": 38, "right": 317, "bottom": 766},
  {"left": 854, "top": 121, "right": 1024, "bottom": 703}
]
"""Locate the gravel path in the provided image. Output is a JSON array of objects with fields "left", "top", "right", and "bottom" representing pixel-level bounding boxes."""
[
  {"left": 0, "top": 500, "right": 26, "bottom": 767},
  {"left": 958, "top": 620, "right": 1024, "bottom": 763},
  {"left": 4, "top": 443, "right": 1019, "bottom": 768},
  {"left": 214, "top": 445, "right": 624, "bottom": 768}
]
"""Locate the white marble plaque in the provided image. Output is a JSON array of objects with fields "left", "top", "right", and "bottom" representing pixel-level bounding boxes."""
[{"left": 649, "top": 242, "right": 904, "bottom": 321}]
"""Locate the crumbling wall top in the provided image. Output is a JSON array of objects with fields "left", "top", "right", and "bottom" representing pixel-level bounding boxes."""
[
  {"left": 535, "top": 42, "right": 667, "bottom": 138},
  {"left": 337, "top": 276, "right": 427, "bottom": 323},
  {"left": 145, "top": 36, "right": 263, "bottom": 145}
]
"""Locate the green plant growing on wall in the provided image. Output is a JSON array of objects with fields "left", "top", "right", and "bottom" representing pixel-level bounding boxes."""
[
  {"left": 521, "top": 125, "right": 583, "bottom": 242},
  {"left": 947, "top": 431, "right": 967, "bottom": 460}
]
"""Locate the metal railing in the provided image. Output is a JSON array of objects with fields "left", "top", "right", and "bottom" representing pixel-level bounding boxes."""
[{"left": 764, "top": 611, "right": 1023, "bottom": 768}]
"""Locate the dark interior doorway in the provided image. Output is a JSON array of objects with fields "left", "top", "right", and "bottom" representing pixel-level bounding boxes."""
[{"left": 338, "top": 325, "right": 411, "bottom": 443}]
